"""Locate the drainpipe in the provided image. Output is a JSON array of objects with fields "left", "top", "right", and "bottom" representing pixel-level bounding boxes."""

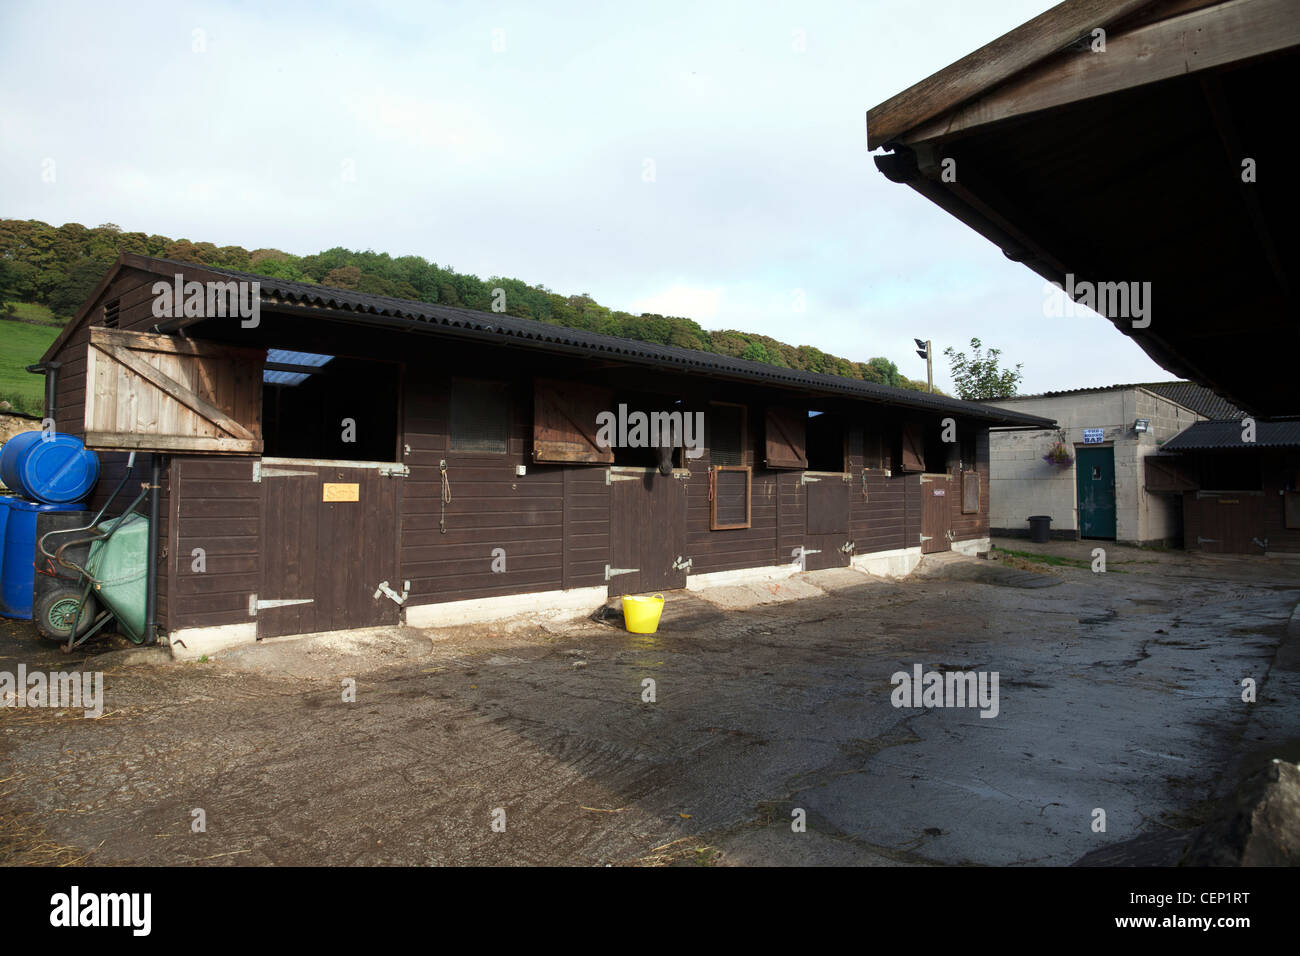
[
  {"left": 24, "top": 361, "right": 61, "bottom": 421},
  {"left": 145, "top": 454, "right": 162, "bottom": 646}
]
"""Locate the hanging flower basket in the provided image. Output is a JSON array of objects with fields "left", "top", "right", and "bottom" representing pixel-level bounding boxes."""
[{"left": 1042, "top": 441, "right": 1074, "bottom": 467}]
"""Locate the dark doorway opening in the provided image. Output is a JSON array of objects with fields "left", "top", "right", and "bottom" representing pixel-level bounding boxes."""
[
  {"left": 806, "top": 411, "right": 846, "bottom": 472},
  {"left": 261, "top": 350, "right": 400, "bottom": 462}
]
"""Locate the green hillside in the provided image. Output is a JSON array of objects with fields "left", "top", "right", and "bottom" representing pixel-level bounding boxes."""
[
  {"left": 1, "top": 218, "right": 944, "bottom": 400},
  {"left": 0, "top": 302, "right": 61, "bottom": 416}
]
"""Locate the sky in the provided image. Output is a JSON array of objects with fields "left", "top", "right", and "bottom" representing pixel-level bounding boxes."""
[{"left": 0, "top": 0, "right": 1174, "bottom": 395}]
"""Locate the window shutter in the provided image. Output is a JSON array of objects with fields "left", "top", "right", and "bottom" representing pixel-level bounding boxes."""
[
  {"left": 1143, "top": 455, "right": 1198, "bottom": 492},
  {"left": 84, "top": 327, "right": 264, "bottom": 453},
  {"left": 764, "top": 407, "right": 807, "bottom": 470},
  {"left": 961, "top": 470, "right": 980, "bottom": 514},
  {"left": 711, "top": 466, "right": 751, "bottom": 530},
  {"left": 532, "top": 378, "right": 615, "bottom": 464},
  {"left": 900, "top": 422, "right": 925, "bottom": 472}
]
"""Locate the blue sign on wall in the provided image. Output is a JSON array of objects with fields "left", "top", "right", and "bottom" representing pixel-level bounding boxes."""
[{"left": 1083, "top": 428, "right": 1105, "bottom": 444}]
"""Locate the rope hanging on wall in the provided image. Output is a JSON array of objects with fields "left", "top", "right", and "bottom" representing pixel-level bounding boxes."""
[{"left": 439, "top": 460, "right": 452, "bottom": 534}]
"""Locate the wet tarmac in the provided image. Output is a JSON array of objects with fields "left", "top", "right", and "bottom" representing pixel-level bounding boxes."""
[{"left": 1, "top": 540, "right": 1297, "bottom": 865}]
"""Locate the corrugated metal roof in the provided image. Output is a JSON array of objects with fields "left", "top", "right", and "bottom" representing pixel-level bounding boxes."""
[
  {"left": 136, "top": 256, "right": 1054, "bottom": 428},
  {"left": 983, "top": 381, "right": 1244, "bottom": 420},
  {"left": 1161, "top": 420, "right": 1300, "bottom": 452},
  {"left": 1140, "top": 382, "right": 1243, "bottom": 421}
]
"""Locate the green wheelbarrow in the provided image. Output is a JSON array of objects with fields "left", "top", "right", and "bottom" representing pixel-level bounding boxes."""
[{"left": 35, "top": 457, "right": 151, "bottom": 651}]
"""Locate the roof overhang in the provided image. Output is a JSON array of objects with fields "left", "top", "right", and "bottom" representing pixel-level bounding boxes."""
[
  {"left": 867, "top": 0, "right": 1300, "bottom": 418},
  {"left": 50, "top": 255, "right": 1056, "bottom": 430}
]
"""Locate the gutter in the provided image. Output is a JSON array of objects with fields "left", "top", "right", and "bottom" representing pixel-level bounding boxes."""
[{"left": 24, "top": 361, "right": 61, "bottom": 419}]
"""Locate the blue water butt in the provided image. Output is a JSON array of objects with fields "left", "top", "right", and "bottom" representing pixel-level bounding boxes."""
[
  {"left": 0, "top": 431, "right": 99, "bottom": 504},
  {"left": 0, "top": 498, "right": 82, "bottom": 619},
  {"left": 0, "top": 496, "right": 11, "bottom": 595}
]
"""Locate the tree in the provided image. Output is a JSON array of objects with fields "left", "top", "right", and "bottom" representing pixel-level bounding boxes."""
[
  {"left": 943, "top": 337, "right": 1023, "bottom": 400},
  {"left": 0, "top": 258, "right": 19, "bottom": 314},
  {"left": 48, "top": 258, "right": 111, "bottom": 318}
]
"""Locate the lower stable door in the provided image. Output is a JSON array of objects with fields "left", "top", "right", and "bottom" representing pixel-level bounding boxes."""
[
  {"left": 802, "top": 472, "right": 852, "bottom": 570},
  {"left": 607, "top": 467, "right": 689, "bottom": 598},
  {"left": 256, "top": 461, "right": 402, "bottom": 638}
]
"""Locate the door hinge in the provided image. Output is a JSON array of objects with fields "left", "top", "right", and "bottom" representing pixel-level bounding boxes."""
[
  {"left": 920, "top": 534, "right": 933, "bottom": 542},
  {"left": 249, "top": 593, "right": 313, "bottom": 616},
  {"left": 607, "top": 470, "right": 641, "bottom": 484},
  {"left": 919, "top": 475, "right": 932, "bottom": 483},
  {"left": 801, "top": 474, "right": 821, "bottom": 484},
  {"left": 1197, "top": 536, "right": 1217, "bottom": 545},
  {"left": 252, "top": 462, "right": 316, "bottom": 482},
  {"left": 374, "top": 580, "right": 410, "bottom": 604},
  {"left": 672, "top": 555, "right": 693, "bottom": 572},
  {"left": 605, "top": 565, "right": 639, "bottom": 580}
]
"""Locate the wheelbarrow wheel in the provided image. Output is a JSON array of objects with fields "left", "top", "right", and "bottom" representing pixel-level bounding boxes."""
[{"left": 34, "top": 588, "right": 100, "bottom": 643}]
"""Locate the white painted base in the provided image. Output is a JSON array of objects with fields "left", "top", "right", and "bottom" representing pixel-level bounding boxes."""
[
  {"left": 685, "top": 562, "right": 799, "bottom": 591},
  {"left": 403, "top": 585, "right": 609, "bottom": 628},
  {"left": 850, "top": 546, "right": 922, "bottom": 578},
  {"left": 168, "top": 622, "right": 257, "bottom": 661},
  {"left": 951, "top": 536, "right": 992, "bottom": 557}
]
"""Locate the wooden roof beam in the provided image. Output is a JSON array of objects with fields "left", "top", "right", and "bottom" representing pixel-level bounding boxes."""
[
  {"left": 897, "top": 0, "right": 1300, "bottom": 147},
  {"left": 866, "top": 0, "right": 1156, "bottom": 149}
]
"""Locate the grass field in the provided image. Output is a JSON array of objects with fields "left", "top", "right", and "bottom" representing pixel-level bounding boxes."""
[{"left": 0, "top": 302, "right": 63, "bottom": 416}]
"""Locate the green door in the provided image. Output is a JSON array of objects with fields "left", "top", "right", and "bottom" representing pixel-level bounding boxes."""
[{"left": 1076, "top": 446, "right": 1116, "bottom": 539}]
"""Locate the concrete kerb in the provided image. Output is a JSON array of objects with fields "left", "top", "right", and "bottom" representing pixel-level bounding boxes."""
[{"left": 166, "top": 546, "right": 987, "bottom": 660}]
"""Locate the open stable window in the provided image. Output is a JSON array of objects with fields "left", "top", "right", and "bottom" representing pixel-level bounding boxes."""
[
  {"left": 1199, "top": 454, "right": 1262, "bottom": 492},
  {"left": 806, "top": 411, "right": 846, "bottom": 472},
  {"left": 709, "top": 402, "right": 746, "bottom": 465},
  {"left": 450, "top": 379, "right": 511, "bottom": 454},
  {"left": 261, "top": 349, "right": 399, "bottom": 462},
  {"left": 862, "top": 421, "right": 890, "bottom": 472},
  {"left": 711, "top": 465, "right": 752, "bottom": 530}
]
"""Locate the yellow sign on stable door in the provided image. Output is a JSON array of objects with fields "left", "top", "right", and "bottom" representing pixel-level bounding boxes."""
[{"left": 323, "top": 483, "right": 360, "bottom": 502}]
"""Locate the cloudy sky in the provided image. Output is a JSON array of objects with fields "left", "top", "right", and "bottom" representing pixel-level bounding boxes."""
[{"left": 0, "top": 0, "right": 1172, "bottom": 394}]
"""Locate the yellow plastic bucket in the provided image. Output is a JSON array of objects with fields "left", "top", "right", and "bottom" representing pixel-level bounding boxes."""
[{"left": 622, "top": 593, "right": 665, "bottom": 634}]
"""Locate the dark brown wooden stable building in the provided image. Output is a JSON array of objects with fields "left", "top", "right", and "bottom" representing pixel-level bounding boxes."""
[
  {"left": 37, "top": 255, "right": 1051, "bottom": 656},
  {"left": 1146, "top": 421, "right": 1300, "bottom": 555}
]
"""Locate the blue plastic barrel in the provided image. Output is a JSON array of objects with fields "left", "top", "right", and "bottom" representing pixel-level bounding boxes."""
[
  {"left": 0, "top": 498, "right": 82, "bottom": 619},
  {"left": 0, "top": 431, "right": 99, "bottom": 504}
]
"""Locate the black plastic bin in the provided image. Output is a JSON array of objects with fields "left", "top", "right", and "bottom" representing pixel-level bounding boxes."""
[{"left": 1027, "top": 515, "right": 1052, "bottom": 544}]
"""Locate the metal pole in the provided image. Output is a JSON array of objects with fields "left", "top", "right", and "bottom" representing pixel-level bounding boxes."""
[
  {"left": 145, "top": 454, "right": 161, "bottom": 646},
  {"left": 926, "top": 340, "right": 933, "bottom": 394}
]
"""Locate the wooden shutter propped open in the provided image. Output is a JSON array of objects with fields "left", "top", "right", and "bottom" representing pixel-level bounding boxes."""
[
  {"left": 532, "top": 379, "right": 615, "bottom": 464},
  {"left": 764, "top": 406, "right": 807, "bottom": 470},
  {"left": 85, "top": 328, "right": 265, "bottom": 453},
  {"left": 900, "top": 422, "right": 926, "bottom": 472},
  {"left": 1144, "top": 454, "right": 1199, "bottom": 492}
]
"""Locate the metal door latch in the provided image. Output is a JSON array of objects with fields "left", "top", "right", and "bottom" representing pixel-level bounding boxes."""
[
  {"left": 672, "top": 556, "right": 693, "bottom": 572},
  {"left": 840, "top": 541, "right": 855, "bottom": 554},
  {"left": 945, "top": 530, "right": 955, "bottom": 542},
  {"left": 374, "top": 580, "right": 410, "bottom": 604},
  {"left": 249, "top": 594, "right": 313, "bottom": 616}
]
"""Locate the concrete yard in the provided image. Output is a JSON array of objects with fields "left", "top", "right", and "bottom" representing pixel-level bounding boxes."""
[{"left": 2, "top": 539, "right": 1297, "bottom": 866}]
